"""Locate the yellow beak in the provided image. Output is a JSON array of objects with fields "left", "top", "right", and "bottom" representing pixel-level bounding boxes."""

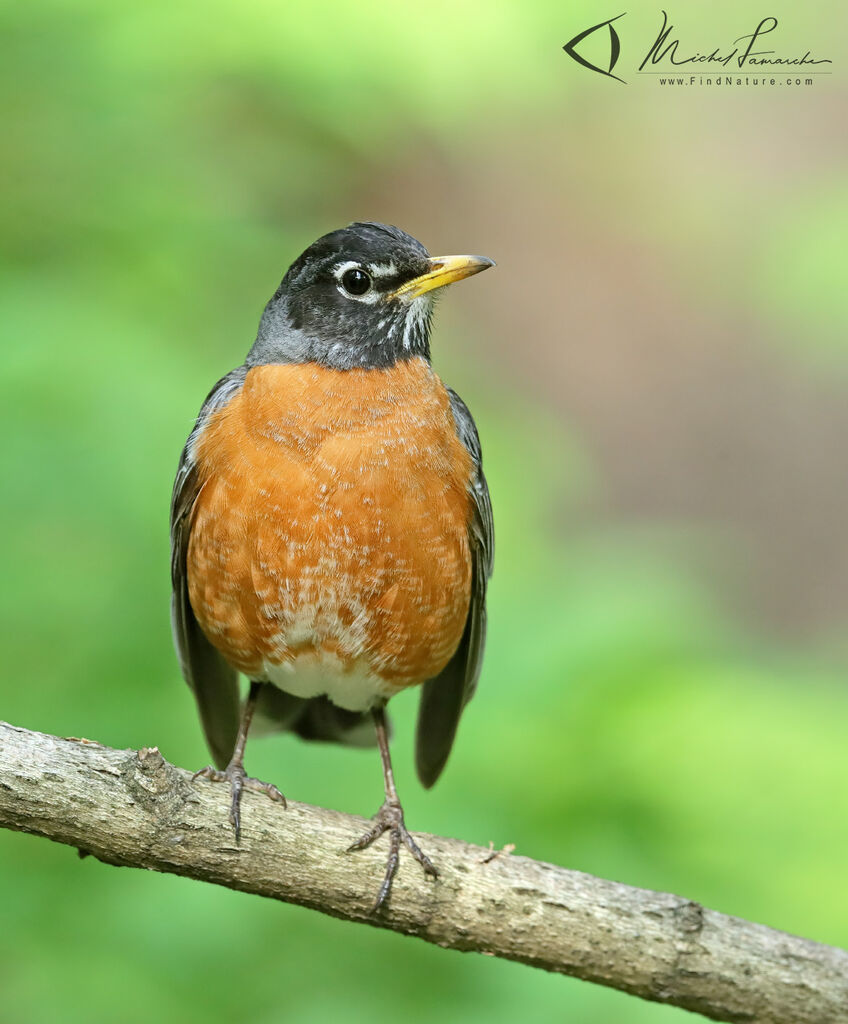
[{"left": 389, "top": 254, "right": 495, "bottom": 300}]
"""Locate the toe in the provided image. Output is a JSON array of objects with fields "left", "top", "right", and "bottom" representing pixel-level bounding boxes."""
[
  {"left": 401, "top": 830, "right": 439, "bottom": 876},
  {"left": 243, "top": 776, "right": 287, "bottom": 808}
]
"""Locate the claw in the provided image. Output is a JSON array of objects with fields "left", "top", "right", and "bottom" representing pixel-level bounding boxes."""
[
  {"left": 190, "top": 682, "right": 285, "bottom": 839},
  {"left": 347, "top": 799, "right": 438, "bottom": 911},
  {"left": 192, "top": 762, "right": 285, "bottom": 841}
]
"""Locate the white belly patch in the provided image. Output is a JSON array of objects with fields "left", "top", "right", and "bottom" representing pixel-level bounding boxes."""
[
  {"left": 259, "top": 650, "right": 395, "bottom": 712},
  {"left": 253, "top": 582, "right": 403, "bottom": 711}
]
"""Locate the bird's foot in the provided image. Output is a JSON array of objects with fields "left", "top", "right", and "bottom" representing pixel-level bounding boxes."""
[
  {"left": 347, "top": 799, "right": 438, "bottom": 911},
  {"left": 192, "top": 762, "right": 286, "bottom": 840}
]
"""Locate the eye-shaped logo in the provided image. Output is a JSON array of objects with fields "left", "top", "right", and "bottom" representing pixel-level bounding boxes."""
[{"left": 563, "top": 13, "right": 627, "bottom": 83}]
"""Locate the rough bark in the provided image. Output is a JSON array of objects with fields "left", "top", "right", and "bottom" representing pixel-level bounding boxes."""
[{"left": 0, "top": 721, "right": 845, "bottom": 1023}]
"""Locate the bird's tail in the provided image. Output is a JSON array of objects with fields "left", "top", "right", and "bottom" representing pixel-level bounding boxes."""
[{"left": 253, "top": 684, "right": 379, "bottom": 748}]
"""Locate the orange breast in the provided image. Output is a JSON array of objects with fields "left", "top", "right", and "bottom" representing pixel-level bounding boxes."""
[{"left": 186, "top": 357, "right": 473, "bottom": 704}]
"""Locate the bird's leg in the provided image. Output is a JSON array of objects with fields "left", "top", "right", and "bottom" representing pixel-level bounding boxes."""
[
  {"left": 192, "top": 681, "right": 286, "bottom": 840},
  {"left": 347, "top": 704, "right": 438, "bottom": 910}
]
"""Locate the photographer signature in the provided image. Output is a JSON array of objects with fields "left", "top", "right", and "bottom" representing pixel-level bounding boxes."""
[{"left": 639, "top": 12, "right": 832, "bottom": 71}]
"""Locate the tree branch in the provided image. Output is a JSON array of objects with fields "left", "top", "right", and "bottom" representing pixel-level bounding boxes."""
[{"left": 1, "top": 721, "right": 845, "bottom": 1023}]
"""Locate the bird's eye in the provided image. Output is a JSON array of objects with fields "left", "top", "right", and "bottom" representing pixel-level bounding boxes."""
[{"left": 341, "top": 268, "right": 372, "bottom": 296}]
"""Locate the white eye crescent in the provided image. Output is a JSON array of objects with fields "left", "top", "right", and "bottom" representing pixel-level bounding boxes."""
[
  {"left": 341, "top": 267, "right": 371, "bottom": 295},
  {"left": 332, "top": 261, "right": 380, "bottom": 303}
]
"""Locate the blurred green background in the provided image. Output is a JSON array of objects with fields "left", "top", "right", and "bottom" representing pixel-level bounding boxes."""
[{"left": 1, "top": 1, "right": 846, "bottom": 1021}]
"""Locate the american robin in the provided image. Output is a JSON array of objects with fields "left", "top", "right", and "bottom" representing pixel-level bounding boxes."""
[{"left": 170, "top": 222, "right": 494, "bottom": 908}]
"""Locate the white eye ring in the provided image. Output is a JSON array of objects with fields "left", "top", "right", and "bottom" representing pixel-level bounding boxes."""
[
  {"left": 333, "top": 261, "right": 380, "bottom": 303},
  {"left": 341, "top": 267, "right": 371, "bottom": 295}
]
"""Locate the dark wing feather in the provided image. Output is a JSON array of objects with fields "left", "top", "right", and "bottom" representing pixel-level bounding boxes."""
[
  {"left": 415, "top": 388, "right": 493, "bottom": 788},
  {"left": 170, "top": 367, "right": 246, "bottom": 769}
]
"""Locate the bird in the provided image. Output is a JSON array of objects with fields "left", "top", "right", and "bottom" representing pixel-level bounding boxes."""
[{"left": 170, "top": 221, "right": 494, "bottom": 909}]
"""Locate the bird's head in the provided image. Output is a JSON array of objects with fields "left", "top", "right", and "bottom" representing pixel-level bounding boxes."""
[{"left": 248, "top": 222, "right": 494, "bottom": 369}]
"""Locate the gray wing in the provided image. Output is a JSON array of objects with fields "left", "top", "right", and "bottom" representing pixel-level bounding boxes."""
[
  {"left": 415, "top": 388, "right": 494, "bottom": 788},
  {"left": 170, "top": 367, "right": 246, "bottom": 769}
]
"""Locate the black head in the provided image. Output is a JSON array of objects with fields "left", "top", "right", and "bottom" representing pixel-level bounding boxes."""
[{"left": 247, "top": 222, "right": 494, "bottom": 370}]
